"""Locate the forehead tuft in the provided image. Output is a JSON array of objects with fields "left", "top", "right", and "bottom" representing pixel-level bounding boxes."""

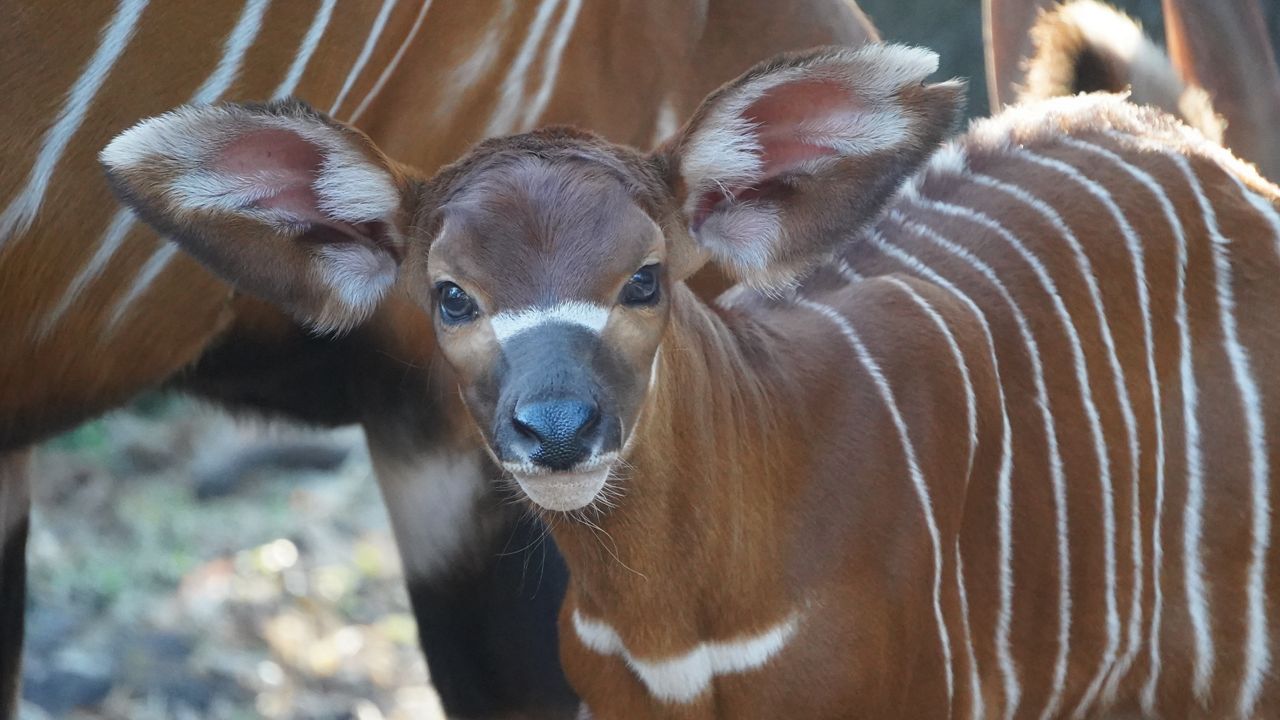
[
  {"left": 447, "top": 157, "right": 636, "bottom": 243},
  {"left": 430, "top": 155, "right": 664, "bottom": 308}
]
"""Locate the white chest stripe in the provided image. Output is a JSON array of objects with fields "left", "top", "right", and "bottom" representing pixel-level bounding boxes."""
[
  {"left": 572, "top": 609, "right": 799, "bottom": 704},
  {"left": 490, "top": 301, "right": 609, "bottom": 344}
]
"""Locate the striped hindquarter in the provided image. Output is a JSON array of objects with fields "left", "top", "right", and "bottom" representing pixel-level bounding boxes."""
[{"left": 829, "top": 96, "right": 1280, "bottom": 719}]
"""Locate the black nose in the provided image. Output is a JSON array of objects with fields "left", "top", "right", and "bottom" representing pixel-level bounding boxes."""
[{"left": 512, "top": 400, "right": 600, "bottom": 471}]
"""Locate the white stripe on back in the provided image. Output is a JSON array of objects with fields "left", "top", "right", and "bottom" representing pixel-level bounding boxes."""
[
  {"left": 876, "top": 267, "right": 982, "bottom": 717},
  {"left": 1079, "top": 132, "right": 1191, "bottom": 715},
  {"left": 1056, "top": 137, "right": 1177, "bottom": 705},
  {"left": 348, "top": 0, "right": 435, "bottom": 124},
  {"left": 190, "top": 0, "right": 273, "bottom": 105},
  {"left": 271, "top": 0, "right": 337, "bottom": 100},
  {"left": 484, "top": 0, "right": 561, "bottom": 135},
  {"left": 0, "top": 0, "right": 149, "bottom": 248},
  {"left": 519, "top": 0, "right": 583, "bottom": 130},
  {"left": 797, "top": 295, "right": 954, "bottom": 712},
  {"left": 1098, "top": 131, "right": 1206, "bottom": 714},
  {"left": 429, "top": 0, "right": 515, "bottom": 123},
  {"left": 328, "top": 0, "right": 398, "bottom": 116}
]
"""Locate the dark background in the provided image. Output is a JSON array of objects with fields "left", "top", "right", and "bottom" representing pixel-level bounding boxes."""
[{"left": 859, "top": 0, "right": 1280, "bottom": 117}]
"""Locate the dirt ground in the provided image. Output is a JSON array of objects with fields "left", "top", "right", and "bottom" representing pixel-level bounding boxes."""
[{"left": 19, "top": 396, "right": 445, "bottom": 720}]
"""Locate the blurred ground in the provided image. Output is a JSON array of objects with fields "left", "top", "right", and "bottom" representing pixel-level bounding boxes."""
[{"left": 20, "top": 396, "right": 443, "bottom": 720}]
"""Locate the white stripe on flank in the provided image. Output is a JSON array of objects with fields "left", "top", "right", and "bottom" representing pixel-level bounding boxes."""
[
  {"left": 519, "top": 0, "right": 582, "bottom": 130},
  {"left": 484, "top": 0, "right": 561, "bottom": 136},
  {"left": 1076, "top": 134, "right": 1189, "bottom": 715},
  {"left": 105, "top": 242, "right": 179, "bottom": 331},
  {"left": 866, "top": 225, "right": 1018, "bottom": 718},
  {"left": 38, "top": 208, "right": 136, "bottom": 338},
  {"left": 1055, "top": 137, "right": 1175, "bottom": 704},
  {"left": 797, "top": 296, "right": 954, "bottom": 712},
  {"left": 328, "top": 0, "right": 398, "bottom": 116},
  {"left": 1171, "top": 153, "right": 1271, "bottom": 716},
  {"left": 1099, "top": 133, "right": 1207, "bottom": 712},
  {"left": 348, "top": 0, "right": 434, "bottom": 124},
  {"left": 911, "top": 191, "right": 1119, "bottom": 720},
  {"left": 271, "top": 0, "right": 337, "bottom": 100},
  {"left": 1168, "top": 157, "right": 1217, "bottom": 705},
  {"left": 889, "top": 209, "right": 1062, "bottom": 720},
  {"left": 878, "top": 274, "right": 977, "bottom": 477},
  {"left": 572, "top": 609, "right": 800, "bottom": 703},
  {"left": 1220, "top": 171, "right": 1280, "bottom": 717},
  {"left": 990, "top": 145, "right": 1152, "bottom": 714},
  {"left": 490, "top": 302, "right": 609, "bottom": 344},
  {"left": 83, "top": 0, "right": 270, "bottom": 339},
  {"left": 956, "top": 542, "right": 985, "bottom": 720},
  {"left": 0, "top": 0, "right": 149, "bottom": 248},
  {"left": 879, "top": 257, "right": 982, "bottom": 715}
]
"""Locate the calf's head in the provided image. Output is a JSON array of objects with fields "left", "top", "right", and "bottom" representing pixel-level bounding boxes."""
[{"left": 102, "top": 45, "right": 962, "bottom": 512}]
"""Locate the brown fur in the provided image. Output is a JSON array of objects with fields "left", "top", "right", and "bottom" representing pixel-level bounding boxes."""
[
  {"left": 424, "top": 93, "right": 1280, "bottom": 717},
  {"left": 411, "top": 47, "right": 980, "bottom": 717},
  {"left": 0, "top": 0, "right": 877, "bottom": 449},
  {"left": 1, "top": 5, "right": 879, "bottom": 718}
]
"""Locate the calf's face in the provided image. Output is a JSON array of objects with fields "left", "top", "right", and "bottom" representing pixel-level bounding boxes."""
[
  {"left": 100, "top": 45, "right": 963, "bottom": 512},
  {"left": 422, "top": 154, "right": 673, "bottom": 510}
]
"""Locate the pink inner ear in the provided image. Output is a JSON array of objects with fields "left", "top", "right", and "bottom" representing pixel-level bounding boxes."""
[
  {"left": 213, "top": 127, "right": 381, "bottom": 249},
  {"left": 745, "top": 78, "right": 862, "bottom": 174},
  {"left": 692, "top": 79, "right": 863, "bottom": 230},
  {"left": 214, "top": 128, "right": 329, "bottom": 225}
]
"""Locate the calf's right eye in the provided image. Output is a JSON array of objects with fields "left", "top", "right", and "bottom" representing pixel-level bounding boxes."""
[{"left": 437, "top": 282, "right": 478, "bottom": 324}]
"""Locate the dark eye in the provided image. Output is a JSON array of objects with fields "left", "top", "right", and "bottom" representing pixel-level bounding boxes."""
[
  {"left": 437, "top": 281, "right": 478, "bottom": 324},
  {"left": 621, "top": 264, "right": 660, "bottom": 306}
]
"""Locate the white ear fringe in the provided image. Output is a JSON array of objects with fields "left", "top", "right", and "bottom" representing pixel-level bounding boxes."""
[
  {"left": 307, "top": 243, "right": 398, "bottom": 334},
  {"left": 678, "top": 44, "right": 940, "bottom": 286},
  {"left": 101, "top": 104, "right": 400, "bottom": 227}
]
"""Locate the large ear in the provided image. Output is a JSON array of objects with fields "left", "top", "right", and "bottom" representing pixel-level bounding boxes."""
[
  {"left": 661, "top": 44, "right": 964, "bottom": 291},
  {"left": 100, "top": 100, "right": 417, "bottom": 333}
]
